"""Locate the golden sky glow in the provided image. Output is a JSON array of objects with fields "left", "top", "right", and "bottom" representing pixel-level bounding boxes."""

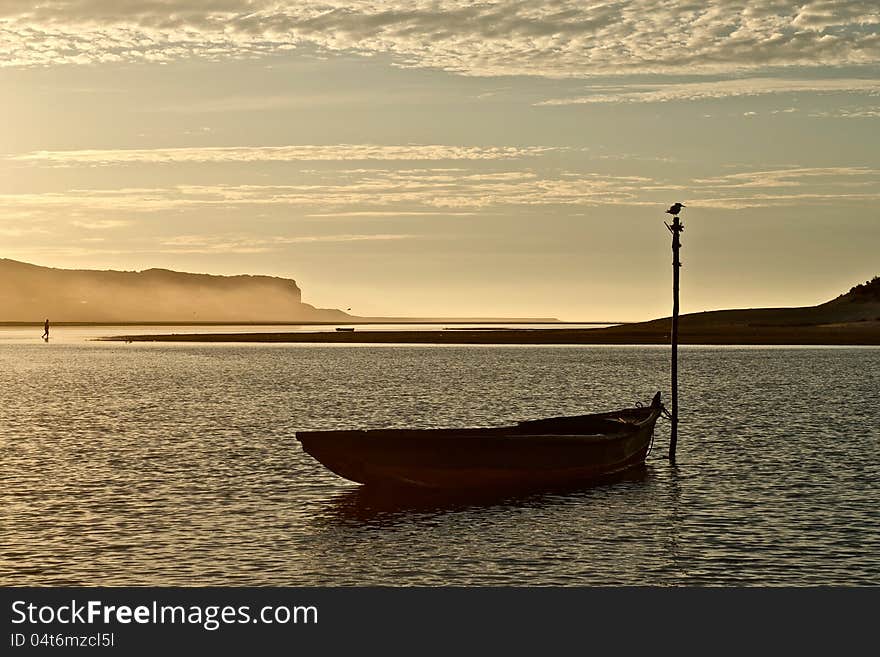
[{"left": 1, "top": 1, "right": 879, "bottom": 319}]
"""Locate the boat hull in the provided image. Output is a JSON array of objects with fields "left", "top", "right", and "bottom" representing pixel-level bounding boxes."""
[{"left": 297, "top": 397, "right": 662, "bottom": 491}]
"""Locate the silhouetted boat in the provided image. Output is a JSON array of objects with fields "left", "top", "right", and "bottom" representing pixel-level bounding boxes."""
[
  {"left": 297, "top": 392, "right": 664, "bottom": 490},
  {"left": 335, "top": 327, "right": 355, "bottom": 332}
]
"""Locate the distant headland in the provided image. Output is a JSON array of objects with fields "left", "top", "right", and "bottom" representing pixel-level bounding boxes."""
[
  {"left": 104, "top": 276, "right": 880, "bottom": 345},
  {"left": 0, "top": 259, "right": 559, "bottom": 324},
  {"left": 0, "top": 258, "right": 348, "bottom": 323}
]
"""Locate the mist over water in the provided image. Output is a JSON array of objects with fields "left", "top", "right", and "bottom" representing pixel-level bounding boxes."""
[{"left": 1, "top": 336, "right": 878, "bottom": 585}]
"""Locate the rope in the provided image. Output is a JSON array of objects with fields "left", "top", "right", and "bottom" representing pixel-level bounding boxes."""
[{"left": 646, "top": 402, "right": 674, "bottom": 459}]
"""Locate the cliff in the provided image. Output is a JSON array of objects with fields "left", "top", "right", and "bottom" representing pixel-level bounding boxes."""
[{"left": 0, "top": 259, "right": 350, "bottom": 323}]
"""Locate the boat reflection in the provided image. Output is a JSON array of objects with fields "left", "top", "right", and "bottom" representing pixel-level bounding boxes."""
[{"left": 324, "top": 464, "right": 653, "bottom": 526}]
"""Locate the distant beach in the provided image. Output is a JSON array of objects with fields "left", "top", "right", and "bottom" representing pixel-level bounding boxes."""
[{"left": 101, "top": 322, "right": 880, "bottom": 345}]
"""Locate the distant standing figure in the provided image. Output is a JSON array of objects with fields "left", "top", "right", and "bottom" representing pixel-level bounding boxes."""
[{"left": 42, "top": 318, "right": 49, "bottom": 341}]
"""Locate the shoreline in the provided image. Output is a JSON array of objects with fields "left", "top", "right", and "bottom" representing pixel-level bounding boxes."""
[
  {"left": 99, "top": 326, "right": 880, "bottom": 346},
  {"left": 0, "top": 320, "right": 610, "bottom": 327}
]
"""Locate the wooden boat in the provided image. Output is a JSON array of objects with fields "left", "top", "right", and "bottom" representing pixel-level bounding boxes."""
[{"left": 297, "top": 392, "right": 664, "bottom": 490}]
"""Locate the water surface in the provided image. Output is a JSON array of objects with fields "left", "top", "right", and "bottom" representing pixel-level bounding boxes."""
[{"left": 1, "top": 335, "right": 877, "bottom": 585}]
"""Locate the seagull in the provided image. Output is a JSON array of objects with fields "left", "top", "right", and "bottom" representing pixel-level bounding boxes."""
[{"left": 666, "top": 202, "right": 685, "bottom": 215}]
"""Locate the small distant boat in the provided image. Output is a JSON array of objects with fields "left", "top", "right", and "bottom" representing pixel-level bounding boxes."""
[
  {"left": 297, "top": 392, "right": 664, "bottom": 490},
  {"left": 335, "top": 327, "right": 355, "bottom": 332}
]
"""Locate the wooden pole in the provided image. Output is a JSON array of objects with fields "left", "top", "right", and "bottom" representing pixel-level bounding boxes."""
[{"left": 669, "top": 214, "right": 682, "bottom": 462}]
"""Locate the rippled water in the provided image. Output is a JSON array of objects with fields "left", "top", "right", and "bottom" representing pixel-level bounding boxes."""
[{"left": 1, "top": 333, "right": 878, "bottom": 586}]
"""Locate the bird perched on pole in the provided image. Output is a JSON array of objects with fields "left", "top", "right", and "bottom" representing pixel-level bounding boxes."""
[{"left": 666, "top": 202, "right": 685, "bottom": 216}]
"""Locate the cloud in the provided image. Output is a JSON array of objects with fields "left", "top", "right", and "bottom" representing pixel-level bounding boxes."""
[
  {"left": 159, "top": 233, "right": 415, "bottom": 253},
  {"left": 71, "top": 219, "right": 130, "bottom": 229},
  {"left": 304, "top": 211, "right": 479, "bottom": 218},
  {"left": 693, "top": 167, "right": 880, "bottom": 188},
  {"left": 0, "top": 2, "right": 878, "bottom": 77},
  {"left": 689, "top": 192, "right": 880, "bottom": 209},
  {"left": 10, "top": 144, "right": 561, "bottom": 166},
  {"left": 0, "top": 225, "right": 51, "bottom": 237},
  {"left": 538, "top": 77, "right": 880, "bottom": 105},
  {"left": 0, "top": 188, "right": 186, "bottom": 212},
  {"left": 5, "top": 165, "right": 880, "bottom": 218},
  {"left": 0, "top": 171, "right": 652, "bottom": 216},
  {"left": 810, "top": 106, "right": 880, "bottom": 118},
  {"left": 680, "top": 165, "right": 880, "bottom": 207}
]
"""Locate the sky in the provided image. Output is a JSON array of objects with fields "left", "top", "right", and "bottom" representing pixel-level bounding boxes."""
[{"left": 1, "top": 1, "right": 879, "bottom": 321}]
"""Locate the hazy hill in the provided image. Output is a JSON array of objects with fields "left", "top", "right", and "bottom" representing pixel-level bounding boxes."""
[
  {"left": 621, "top": 276, "right": 880, "bottom": 328},
  {"left": 0, "top": 259, "right": 351, "bottom": 323},
  {"left": 587, "top": 276, "right": 880, "bottom": 344}
]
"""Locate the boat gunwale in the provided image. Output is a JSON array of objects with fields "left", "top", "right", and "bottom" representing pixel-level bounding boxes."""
[{"left": 296, "top": 396, "right": 663, "bottom": 443}]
